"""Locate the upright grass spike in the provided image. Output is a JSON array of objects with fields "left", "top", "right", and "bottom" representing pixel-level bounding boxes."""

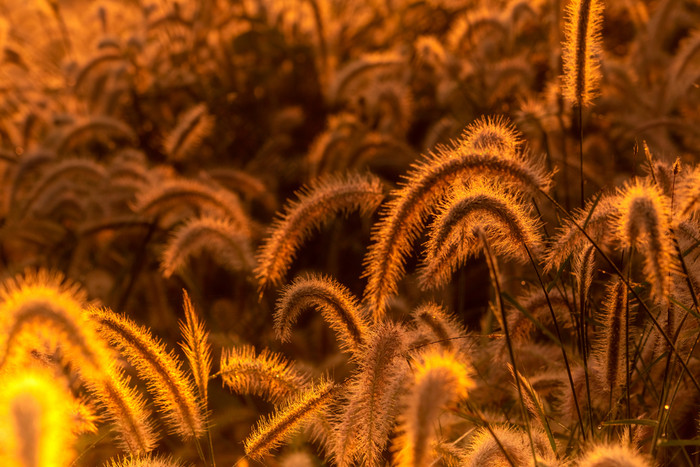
[
  {"left": 362, "top": 120, "right": 551, "bottom": 321},
  {"left": 333, "top": 322, "right": 408, "bottom": 466},
  {"left": 562, "top": 0, "right": 604, "bottom": 108},
  {"left": 218, "top": 345, "right": 310, "bottom": 405},
  {"left": 244, "top": 378, "right": 340, "bottom": 460},
  {"left": 391, "top": 349, "right": 474, "bottom": 467},
  {"left": 178, "top": 290, "right": 211, "bottom": 403},
  {"left": 89, "top": 307, "right": 205, "bottom": 441},
  {"left": 255, "top": 172, "right": 384, "bottom": 293},
  {"left": 592, "top": 278, "right": 630, "bottom": 405},
  {"left": 274, "top": 274, "right": 369, "bottom": 357},
  {"left": 562, "top": 0, "right": 604, "bottom": 206}
]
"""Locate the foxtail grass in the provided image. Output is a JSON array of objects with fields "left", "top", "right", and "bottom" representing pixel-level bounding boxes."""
[
  {"left": 363, "top": 119, "right": 551, "bottom": 321},
  {"left": 218, "top": 345, "right": 309, "bottom": 404},
  {"left": 274, "top": 274, "right": 369, "bottom": 356},
  {"left": 256, "top": 172, "right": 384, "bottom": 293},
  {"left": 392, "top": 349, "right": 473, "bottom": 466},
  {"left": 90, "top": 307, "right": 205, "bottom": 441},
  {"left": 244, "top": 378, "right": 340, "bottom": 460}
]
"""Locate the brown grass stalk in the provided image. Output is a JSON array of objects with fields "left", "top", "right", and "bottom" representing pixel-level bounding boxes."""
[
  {"left": 274, "top": 274, "right": 369, "bottom": 356},
  {"left": 256, "top": 172, "right": 384, "bottom": 292}
]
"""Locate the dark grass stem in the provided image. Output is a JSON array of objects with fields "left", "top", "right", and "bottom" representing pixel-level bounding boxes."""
[
  {"left": 479, "top": 232, "right": 539, "bottom": 465},
  {"left": 540, "top": 190, "right": 700, "bottom": 395},
  {"left": 578, "top": 104, "right": 584, "bottom": 208},
  {"left": 523, "top": 242, "right": 587, "bottom": 440}
]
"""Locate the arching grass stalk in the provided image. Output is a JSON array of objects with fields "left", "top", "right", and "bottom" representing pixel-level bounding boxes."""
[
  {"left": 540, "top": 189, "right": 700, "bottom": 395},
  {"left": 478, "top": 231, "right": 539, "bottom": 465},
  {"left": 651, "top": 231, "right": 700, "bottom": 456},
  {"left": 522, "top": 241, "right": 587, "bottom": 440}
]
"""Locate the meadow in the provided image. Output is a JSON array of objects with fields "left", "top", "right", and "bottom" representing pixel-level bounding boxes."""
[{"left": 1, "top": 0, "right": 700, "bottom": 465}]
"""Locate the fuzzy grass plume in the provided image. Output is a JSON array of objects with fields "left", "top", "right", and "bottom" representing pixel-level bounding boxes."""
[
  {"left": 274, "top": 274, "right": 369, "bottom": 356},
  {"left": 244, "top": 378, "right": 340, "bottom": 460},
  {"left": 256, "top": 172, "right": 385, "bottom": 292},
  {"left": 392, "top": 349, "right": 474, "bottom": 466},
  {"left": 219, "top": 345, "right": 309, "bottom": 404},
  {"left": 89, "top": 307, "right": 204, "bottom": 441},
  {"left": 562, "top": 0, "right": 604, "bottom": 107},
  {"left": 363, "top": 119, "right": 551, "bottom": 321}
]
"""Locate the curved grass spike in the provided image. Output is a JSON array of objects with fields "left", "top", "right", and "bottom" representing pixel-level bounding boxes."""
[
  {"left": 462, "top": 426, "right": 556, "bottom": 466},
  {"left": 507, "top": 289, "right": 572, "bottom": 344},
  {"left": 0, "top": 270, "right": 110, "bottom": 375},
  {"left": 410, "top": 302, "right": 467, "bottom": 351},
  {"left": 275, "top": 274, "right": 369, "bottom": 357},
  {"left": 0, "top": 270, "right": 157, "bottom": 454},
  {"left": 392, "top": 349, "right": 473, "bottom": 467},
  {"left": 0, "top": 367, "right": 77, "bottom": 467},
  {"left": 543, "top": 193, "right": 614, "bottom": 271},
  {"left": 18, "top": 158, "right": 106, "bottom": 216},
  {"left": 88, "top": 366, "right": 159, "bottom": 455},
  {"left": 244, "top": 378, "right": 340, "bottom": 460},
  {"left": 218, "top": 345, "right": 310, "bottom": 404},
  {"left": 419, "top": 180, "right": 543, "bottom": 290},
  {"left": 327, "top": 52, "right": 404, "bottom": 105},
  {"left": 562, "top": 0, "right": 603, "bottom": 108},
  {"left": 363, "top": 117, "right": 550, "bottom": 321},
  {"left": 160, "top": 215, "right": 254, "bottom": 278},
  {"left": 507, "top": 365, "right": 558, "bottom": 457},
  {"left": 612, "top": 180, "right": 674, "bottom": 303},
  {"left": 163, "top": 103, "right": 214, "bottom": 162},
  {"left": 54, "top": 116, "right": 137, "bottom": 155},
  {"left": 135, "top": 177, "right": 250, "bottom": 234},
  {"left": 256, "top": 172, "right": 384, "bottom": 293},
  {"left": 89, "top": 307, "right": 204, "bottom": 441},
  {"left": 334, "top": 322, "right": 408, "bottom": 466}
]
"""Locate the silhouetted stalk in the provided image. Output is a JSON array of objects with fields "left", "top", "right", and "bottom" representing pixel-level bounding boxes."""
[
  {"left": 523, "top": 242, "right": 587, "bottom": 440},
  {"left": 479, "top": 232, "right": 539, "bottom": 465},
  {"left": 540, "top": 189, "right": 700, "bottom": 394},
  {"left": 578, "top": 280, "right": 595, "bottom": 437},
  {"left": 625, "top": 257, "right": 631, "bottom": 423},
  {"left": 579, "top": 105, "right": 584, "bottom": 207}
]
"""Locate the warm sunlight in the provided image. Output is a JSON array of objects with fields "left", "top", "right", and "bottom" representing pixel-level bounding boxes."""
[{"left": 1, "top": 0, "right": 699, "bottom": 465}]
